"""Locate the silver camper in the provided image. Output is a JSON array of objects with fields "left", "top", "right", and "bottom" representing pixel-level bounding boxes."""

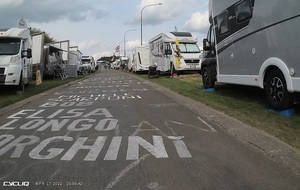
[{"left": 201, "top": 0, "right": 300, "bottom": 110}]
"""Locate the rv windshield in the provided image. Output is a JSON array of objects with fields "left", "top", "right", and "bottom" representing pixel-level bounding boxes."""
[
  {"left": 172, "top": 43, "right": 200, "bottom": 53},
  {"left": 0, "top": 38, "right": 21, "bottom": 55},
  {"left": 82, "top": 59, "right": 91, "bottom": 65}
]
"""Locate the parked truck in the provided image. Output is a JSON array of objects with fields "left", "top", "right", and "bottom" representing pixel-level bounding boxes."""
[
  {"left": 0, "top": 19, "right": 32, "bottom": 92},
  {"left": 201, "top": 0, "right": 300, "bottom": 110},
  {"left": 149, "top": 32, "right": 202, "bottom": 74},
  {"left": 81, "top": 55, "right": 95, "bottom": 73}
]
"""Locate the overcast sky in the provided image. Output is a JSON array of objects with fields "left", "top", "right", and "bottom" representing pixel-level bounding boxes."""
[{"left": 0, "top": 0, "right": 209, "bottom": 60}]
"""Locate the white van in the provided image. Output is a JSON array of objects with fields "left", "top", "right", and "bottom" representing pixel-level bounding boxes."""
[
  {"left": 201, "top": 0, "right": 300, "bottom": 110},
  {"left": 0, "top": 19, "right": 32, "bottom": 92},
  {"left": 149, "top": 32, "right": 202, "bottom": 74}
]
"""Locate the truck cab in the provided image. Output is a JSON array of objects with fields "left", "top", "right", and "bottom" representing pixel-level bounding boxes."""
[
  {"left": 201, "top": 25, "right": 217, "bottom": 89},
  {"left": 0, "top": 22, "right": 32, "bottom": 92}
]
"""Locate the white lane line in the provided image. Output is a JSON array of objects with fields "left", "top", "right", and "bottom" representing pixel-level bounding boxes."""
[
  {"left": 197, "top": 117, "right": 217, "bottom": 132},
  {"left": 105, "top": 154, "right": 150, "bottom": 190}
]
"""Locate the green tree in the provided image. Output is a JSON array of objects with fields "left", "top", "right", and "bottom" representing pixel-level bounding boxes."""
[{"left": 30, "top": 27, "right": 55, "bottom": 43}]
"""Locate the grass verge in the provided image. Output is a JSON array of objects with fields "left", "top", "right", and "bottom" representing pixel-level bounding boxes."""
[
  {"left": 136, "top": 72, "right": 300, "bottom": 149},
  {"left": 0, "top": 76, "right": 85, "bottom": 108}
]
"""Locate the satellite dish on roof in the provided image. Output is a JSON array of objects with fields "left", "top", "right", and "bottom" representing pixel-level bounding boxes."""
[{"left": 18, "top": 19, "right": 27, "bottom": 29}]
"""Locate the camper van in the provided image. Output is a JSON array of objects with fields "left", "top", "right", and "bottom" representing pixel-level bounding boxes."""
[
  {"left": 81, "top": 55, "right": 95, "bottom": 73},
  {"left": 149, "top": 32, "right": 202, "bottom": 74},
  {"left": 0, "top": 19, "right": 32, "bottom": 92},
  {"left": 201, "top": 0, "right": 300, "bottom": 110},
  {"left": 132, "top": 46, "right": 150, "bottom": 73}
]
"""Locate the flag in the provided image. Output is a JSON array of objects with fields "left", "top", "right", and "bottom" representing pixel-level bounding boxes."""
[
  {"left": 175, "top": 37, "right": 181, "bottom": 67},
  {"left": 115, "top": 45, "right": 120, "bottom": 52}
]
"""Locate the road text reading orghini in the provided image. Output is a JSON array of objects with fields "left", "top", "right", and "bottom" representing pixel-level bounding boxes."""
[{"left": 0, "top": 107, "right": 192, "bottom": 161}]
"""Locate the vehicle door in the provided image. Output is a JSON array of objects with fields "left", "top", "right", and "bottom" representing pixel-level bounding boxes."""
[
  {"left": 164, "top": 43, "right": 172, "bottom": 71},
  {"left": 21, "top": 40, "right": 29, "bottom": 83}
]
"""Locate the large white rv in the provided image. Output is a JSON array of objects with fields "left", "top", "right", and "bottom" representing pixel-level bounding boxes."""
[
  {"left": 0, "top": 19, "right": 32, "bottom": 92},
  {"left": 132, "top": 45, "right": 150, "bottom": 73},
  {"left": 81, "top": 55, "right": 95, "bottom": 73},
  {"left": 201, "top": 0, "right": 300, "bottom": 110},
  {"left": 149, "top": 32, "right": 202, "bottom": 74}
]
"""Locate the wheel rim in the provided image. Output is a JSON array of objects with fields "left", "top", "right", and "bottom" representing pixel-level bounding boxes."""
[
  {"left": 269, "top": 76, "right": 284, "bottom": 103},
  {"left": 203, "top": 70, "right": 209, "bottom": 86}
]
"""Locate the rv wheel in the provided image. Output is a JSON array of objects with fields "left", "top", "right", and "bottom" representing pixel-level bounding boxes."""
[
  {"left": 201, "top": 66, "right": 215, "bottom": 89},
  {"left": 264, "top": 69, "right": 294, "bottom": 110}
]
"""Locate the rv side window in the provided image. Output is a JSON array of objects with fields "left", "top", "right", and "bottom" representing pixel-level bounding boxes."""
[
  {"left": 209, "top": 25, "right": 215, "bottom": 46},
  {"left": 217, "top": 11, "right": 229, "bottom": 35},
  {"left": 235, "top": 0, "right": 252, "bottom": 23}
]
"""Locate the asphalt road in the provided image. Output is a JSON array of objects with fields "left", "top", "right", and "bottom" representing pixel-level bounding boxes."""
[{"left": 0, "top": 69, "right": 299, "bottom": 190}]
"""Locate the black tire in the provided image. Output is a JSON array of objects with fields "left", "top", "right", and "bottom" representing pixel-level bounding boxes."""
[
  {"left": 201, "top": 66, "right": 215, "bottom": 89},
  {"left": 264, "top": 69, "right": 294, "bottom": 110}
]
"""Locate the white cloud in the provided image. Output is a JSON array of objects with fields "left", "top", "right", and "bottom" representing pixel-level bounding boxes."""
[
  {"left": 184, "top": 11, "right": 210, "bottom": 33},
  {"left": 127, "top": 40, "right": 141, "bottom": 50},
  {"left": 128, "top": 0, "right": 197, "bottom": 26},
  {"left": 0, "top": 0, "right": 24, "bottom": 7}
]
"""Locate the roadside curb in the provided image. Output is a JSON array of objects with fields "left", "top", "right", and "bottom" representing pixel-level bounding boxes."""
[{"left": 0, "top": 76, "right": 90, "bottom": 117}]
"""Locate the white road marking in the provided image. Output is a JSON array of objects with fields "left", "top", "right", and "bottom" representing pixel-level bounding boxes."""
[
  {"left": 197, "top": 117, "right": 217, "bottom": 132},
  {"left": 105, "top": 154, "right": 150, "bottom": 190}
]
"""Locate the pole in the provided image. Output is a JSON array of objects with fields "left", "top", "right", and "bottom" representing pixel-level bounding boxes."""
[
  {"left": 123, "top": 29, "right": 136, "bottom": 57},
  {"left": 140, "top": 3, "right": 162, "bottom": 45}
]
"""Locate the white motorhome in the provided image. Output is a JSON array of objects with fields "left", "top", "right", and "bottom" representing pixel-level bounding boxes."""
[
  {"left": 81, "top": 55, "right": 95, "bottom": 73},
  {"left": 0, "top": 19, "right": 32, "bottom": 92},
  {"left": 201, "top": 0, "right": 300, "bottom": 110},
  {"left": 149, "top": 32, "right": 202, "bottom": 74},
  {"left": 132, "top": 45, "right": 150, "bottom": 73}
]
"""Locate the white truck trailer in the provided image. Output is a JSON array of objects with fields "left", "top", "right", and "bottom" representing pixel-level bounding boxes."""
[
  {"left": 149, "top": 32, "right": 202, "bottom": 74},
  {"left": 201, "top": 0, "right": 300, "bottom": 110},
  {"left": 31, "top": 32, "right": 45, "bottom": 80},
  {"left": 68, "top": 46, "right": 82, "bottom": 77},
  {"left": 0, "top": 19, "right": 32, "bottom": 92}
]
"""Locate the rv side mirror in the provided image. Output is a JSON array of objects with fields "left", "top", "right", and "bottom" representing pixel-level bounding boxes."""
[
  {"left": 203, "top": 38, "right": 211, "bottom": 51},
  {"left": 165, "top": 49, "right": 172, "bottom": 55},
  {"left": 22, "top": 48, "right": 32, "bottom": 58}
]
